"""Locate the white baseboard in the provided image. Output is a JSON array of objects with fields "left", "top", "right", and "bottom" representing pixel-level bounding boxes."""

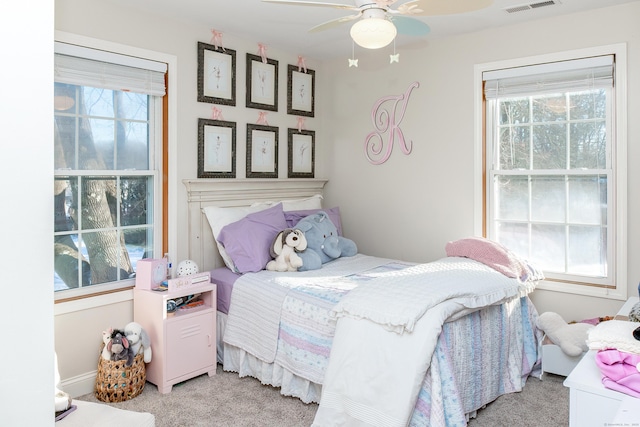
[{"left": 62, "top": 370, "right": 97, "bottom": 398}]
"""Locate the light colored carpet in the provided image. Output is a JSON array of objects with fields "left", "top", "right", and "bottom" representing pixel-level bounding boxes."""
[{"left": 78, "top": 366, "right": 568, "bottom": 426}]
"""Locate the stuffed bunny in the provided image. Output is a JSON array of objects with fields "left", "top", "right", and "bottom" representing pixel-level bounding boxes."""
[{"left": 101, "top": 327, "right": 113, "bottom": 361}]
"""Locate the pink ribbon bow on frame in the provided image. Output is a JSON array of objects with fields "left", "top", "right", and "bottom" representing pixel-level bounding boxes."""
[
  {"left": 211, "top": 107, "right": 224, "bottom": 120},
  {"left": 210, "top": 29, "right": 224, "bottom": 51},
  {"left": 257, "top": 43, "right": 268, "bottom": 64},
  {"left": 297, "top": 117, "right": 306, "bottom": 132},
  {"left": 297, "top": 55, "right": 307, "bottom": 73},
  {"left": 257, "top": 111, "right": 269, "bottom": 125}
]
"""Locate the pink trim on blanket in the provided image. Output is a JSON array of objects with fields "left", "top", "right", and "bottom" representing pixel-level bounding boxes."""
[{"left": 445, "top": 237, "right": 542, "bottom": 282}]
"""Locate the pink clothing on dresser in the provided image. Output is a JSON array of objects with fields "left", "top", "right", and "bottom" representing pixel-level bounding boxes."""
[{"left": 595, "top": 348, "right": 640, "bottom": 398}]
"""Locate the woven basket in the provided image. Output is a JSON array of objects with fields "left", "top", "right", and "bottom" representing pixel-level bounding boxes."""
[{"left": 94, "top": 347, "right": 146, "bottom": 403}]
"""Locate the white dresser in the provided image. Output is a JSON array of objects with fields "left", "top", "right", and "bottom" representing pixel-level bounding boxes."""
[{"left": 563, "top": 296, "right": 639, "bottom": 427}]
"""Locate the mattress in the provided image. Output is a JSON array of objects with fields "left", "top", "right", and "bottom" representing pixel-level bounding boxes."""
[{"left": 209, "top": 267, "right": 241, "bottom": 315}]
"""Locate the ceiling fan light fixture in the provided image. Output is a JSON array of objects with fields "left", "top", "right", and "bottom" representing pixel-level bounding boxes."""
[{"left": 350, "top": 17, "right": 397, "bottom": 49}]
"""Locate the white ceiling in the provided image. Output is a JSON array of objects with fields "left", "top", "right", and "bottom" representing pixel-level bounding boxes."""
[{"left": 107, "top": 0, "right": 636, "bottom": 60}]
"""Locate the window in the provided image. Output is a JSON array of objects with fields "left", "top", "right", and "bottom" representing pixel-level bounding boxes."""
[
  {"left": 479, "top": 45, "right": 627, "bottom": 298},
  {"left": 53, "top": 42, "right": 167, "bottom": 298}
]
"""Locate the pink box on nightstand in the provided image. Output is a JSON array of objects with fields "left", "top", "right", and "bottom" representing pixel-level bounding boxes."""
[{"left": 135, "top": 258, "right": 167, "bottom": 290}]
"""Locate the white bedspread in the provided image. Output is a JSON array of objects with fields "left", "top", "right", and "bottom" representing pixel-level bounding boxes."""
[
  {"left": 330, "top": 257, "right": 536, "bottom": 334},
  {"left": 314, "top": 257, "right": 536, "bottom": 427}
]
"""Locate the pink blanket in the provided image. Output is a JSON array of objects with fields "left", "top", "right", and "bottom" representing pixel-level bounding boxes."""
[{"left": 445, "top": 237, "right": 543, "bottom": 282}]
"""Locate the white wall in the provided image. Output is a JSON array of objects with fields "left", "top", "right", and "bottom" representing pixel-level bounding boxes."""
[
  {"left": 1, "top": 1, "right": 55, "bottom": 425},
  {"left": 54, "top": 0, "right": 320, "bottom": 395},
  {"left": 53, "top": 0, "right": 640, "bottom": 395},
  {"left": 317, "top": 2, "right": 640, "bottom": 322}
]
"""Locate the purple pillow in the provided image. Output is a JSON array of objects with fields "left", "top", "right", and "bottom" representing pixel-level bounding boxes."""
[
  {"left": 284, "top": 207, "right": 343, "bottom": 236},
  {"left": 217, "top": 203, "right": 288, "bottom": 273}
]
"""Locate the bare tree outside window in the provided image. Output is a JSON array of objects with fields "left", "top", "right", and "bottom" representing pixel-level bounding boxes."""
[{"left": 54, "top": 83, "right": 153, "bottom": 291}]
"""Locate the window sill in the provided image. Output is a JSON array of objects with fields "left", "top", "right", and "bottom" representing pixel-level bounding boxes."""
[
  {"left": 54, "top": 288, "right": 133, "bottom": 316},
  {"left": 536, "top": 279, "right": 626, "bottom": 301}
]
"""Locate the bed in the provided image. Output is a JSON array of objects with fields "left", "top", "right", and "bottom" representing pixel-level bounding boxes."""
[{"left": 183, "top": 178, "right": 543, "bottom": 427}]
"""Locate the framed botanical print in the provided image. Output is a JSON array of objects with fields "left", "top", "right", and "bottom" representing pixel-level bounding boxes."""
[
  {"left": 197, "top": 42, "right": 236, "bottom": 106},
  {"left": 198, "top": 118, "right": 236, "bottom": 178},
  {"left": 247, "top": 124, "right": 278, "bottom": 178},
  {"left": 288, "top": 128, "right": 315, "bottom": 178},
  {"left": 246, "top": 53, "right": 278, "bottom": 111},
  {"left": 287, "top": 64, "right": 315, "bottom": 117}
]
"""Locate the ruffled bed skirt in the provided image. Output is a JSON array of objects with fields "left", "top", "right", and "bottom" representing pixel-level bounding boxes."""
[{"left": 217, "top": 312, "right": 322, "bottom": 404}]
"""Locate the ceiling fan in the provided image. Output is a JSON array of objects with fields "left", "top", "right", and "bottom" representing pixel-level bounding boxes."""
[{"left": 262, "top": 0, "right": 493, "bottom": 49}]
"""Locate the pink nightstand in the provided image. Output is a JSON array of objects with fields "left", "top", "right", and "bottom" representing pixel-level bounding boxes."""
[{"left": 134, "top": 283, "right": 217, "bottom": 393}]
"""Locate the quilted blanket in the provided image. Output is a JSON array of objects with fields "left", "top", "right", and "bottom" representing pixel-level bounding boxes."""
[
  {"left": 223, "top": 254, "right": 392, "bottom": 365},
  {"left": 275, "top": 260, "right": 415, "bottom": 384},
  {"left": 314, "top": 258, "right": 537, "bottom": 427}
]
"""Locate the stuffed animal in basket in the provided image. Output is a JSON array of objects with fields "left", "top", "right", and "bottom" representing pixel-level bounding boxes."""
[
  {"left": 124, "top": 321, "right": 152, "bottom": 363},
  {"left": 108, "top": 329, "right": 135, "bottom": 367},
  {"left": 101, "top": 327, "right": 113, "bottom": 361},
  {"left": 296, "top": 211, "right": 357, "bottom": 271},
  {"left": 266, "top": 228, "right": 307, "bottom": 272},
  {"left": 536, "top": 311, "right": 594, "bottom": 357}
]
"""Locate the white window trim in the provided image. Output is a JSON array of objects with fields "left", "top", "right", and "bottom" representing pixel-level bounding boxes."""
[
  {"left": 473, "top": 43, "right": 627, "bottom": 301},
  {"left": 54, "top": 31, "right": 179, "bottom": 306}
]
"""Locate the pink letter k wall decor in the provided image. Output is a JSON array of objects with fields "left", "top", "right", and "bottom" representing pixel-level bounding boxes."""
[{"left": 364, "top": 81, "right": 419, "bottom": 165}]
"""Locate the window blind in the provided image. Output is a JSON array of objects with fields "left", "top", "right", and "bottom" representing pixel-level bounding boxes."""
[
  {"left": 54, "top": 42, "right": 166, "bottom": 96},
  {"left": 483, "top": 55, "right": 613, "bottom": 99}
]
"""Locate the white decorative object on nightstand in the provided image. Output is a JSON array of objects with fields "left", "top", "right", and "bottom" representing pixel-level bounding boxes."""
[
  {"left": 134, "top": 283, "right": 217, "bottom": 394},
  {"left": 563, "top": 297, "right": 639, "bottom": 427}
]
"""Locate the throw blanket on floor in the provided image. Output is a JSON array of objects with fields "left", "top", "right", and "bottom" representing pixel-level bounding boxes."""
[{"left": 314, "top": 258, "right": 537, "bottom": 427}]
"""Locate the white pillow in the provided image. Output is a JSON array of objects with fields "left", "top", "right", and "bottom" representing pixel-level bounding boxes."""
[
  {"left": 251, "top": 194, "right": 323, "bottom": 211},
  {"left": 202, "top": 204, "right": 268, "bottom": 271}
]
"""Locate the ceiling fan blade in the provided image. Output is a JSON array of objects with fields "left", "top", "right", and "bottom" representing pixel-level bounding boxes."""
[
  {"left": 309, "top": 13, "right": 361, "bottom": 33},
  {"left": 389, "top": 15, "right": 430, "bottom": 36},
  {"left": 262, "top": 0, "right": 360, "bottom": 12},
  {"left": 395, "top": 0, "right": 493, "bottom": 16}
]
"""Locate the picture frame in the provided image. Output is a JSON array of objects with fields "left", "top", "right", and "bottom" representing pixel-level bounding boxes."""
[
  {"left": 198, "top": 118, "right": 236, "bottom": 178},
  {"left": 246, "top": 124, "right": 279, "bottom": 178},
  {"left": 287, "top": 64, "right": 315, "bottom": 117},
  {"left": 246, "top": 53, "right": 278, "bottom": 111},
  {"left": 288, "top": 128, "right": 315, "bottom": 178},
  {"left": 197, "top": 42, "right": 236, "bottom": 106}
]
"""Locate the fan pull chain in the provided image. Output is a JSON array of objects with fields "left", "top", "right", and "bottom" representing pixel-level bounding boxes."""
[
  {"left": 348, "top": 41, "right": 358, "bottom": 68},
  {"left": 390, "top": 39, "right": 399, "bottom": 64}
]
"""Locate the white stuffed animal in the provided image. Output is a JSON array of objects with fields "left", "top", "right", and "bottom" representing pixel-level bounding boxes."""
[
  {"left": 101, "top": 327, "right": 113, "bottom": 361},
  {"left": 536, "top": 312, "right": 594, "bottom": 357},
  {"left": 266, "top": 228, "right": 307, "bottom": 272},
  {"left": 124, "top": 322, "right": 152, "bottom": 363}
]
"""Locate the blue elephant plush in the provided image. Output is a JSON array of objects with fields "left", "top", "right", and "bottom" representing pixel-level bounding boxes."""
[{"left": 296, "top": 211, "right": 357, "bottom": 271}]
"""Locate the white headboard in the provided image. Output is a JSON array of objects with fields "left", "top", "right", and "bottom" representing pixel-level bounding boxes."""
[{"left": 183, "top": 178, "right": 328, "bottom": 272}]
